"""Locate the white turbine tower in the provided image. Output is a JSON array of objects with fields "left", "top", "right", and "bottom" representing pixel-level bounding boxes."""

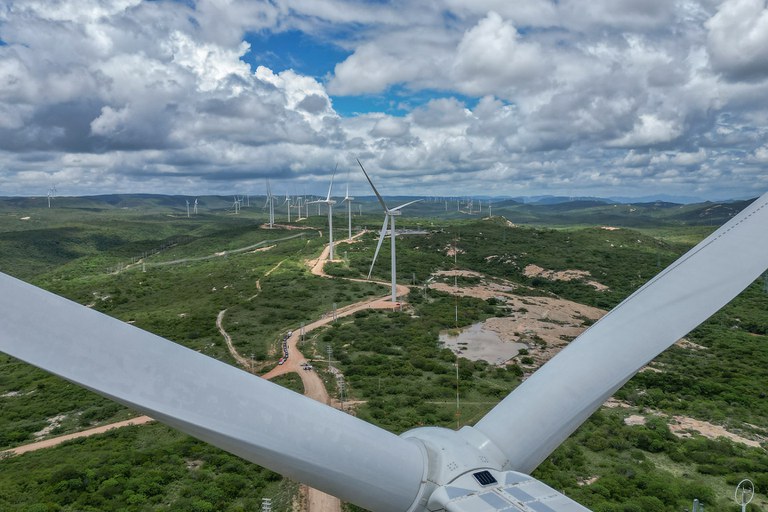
[
  {"left": 342, "top": 180, "right": 354, "bottom": 240},
  {"left": 186, "top": 200, "right": 190, "bottom": 218},
  {"left": 264, "top": 180, "right": 276, "bottom": 228},
  {"left": 3, "top": 192, "right": 768, "bottom": 512},
  {"left": 358, "top": 159, "right": 421, "bottom": 303},
  {"left": 308, "top": 167, "right": 337, "bottom": 260},
  {"left": 283, "top": 194, "right": 291, "bottom": 222},
  {"left": 194, "top": 198, "right": 198, "bottom": 215}
]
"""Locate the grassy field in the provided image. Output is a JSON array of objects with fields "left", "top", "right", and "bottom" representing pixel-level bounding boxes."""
[{"left": 1, "top": 194, "right": 766, "bottom": 511}]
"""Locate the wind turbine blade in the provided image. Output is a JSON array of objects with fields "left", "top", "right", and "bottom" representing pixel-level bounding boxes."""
[
  {"left": 0, "top": 273, "right": 424, "bottom": 512},
  {"left": 357, "top": 159, "right": 388, "bottom": 211},
  {"left": 345, "top": 168, "right": 351, "bottom": 201},
  {"left": 390, "top": 199, "right": 422, "bottom": 212},
  {"left": 326, "top": 164, "right": 337, "bottom": 202},
  {"left": 474, "top": 191, "right": 768, "bottom": 474},
  {"left": 368, "top": 215, "right": 389, "bottom": 279}
]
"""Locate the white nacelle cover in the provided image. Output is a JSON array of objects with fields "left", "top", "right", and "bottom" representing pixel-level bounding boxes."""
[{"left": 431, "top": 470, "right": 591, "bottom": 512}]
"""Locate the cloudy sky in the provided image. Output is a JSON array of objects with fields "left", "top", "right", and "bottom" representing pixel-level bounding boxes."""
[{"left": 1, "top": 0, "right": 768, "bottom": 200}]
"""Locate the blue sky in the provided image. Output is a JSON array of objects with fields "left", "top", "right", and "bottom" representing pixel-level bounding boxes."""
[
  {"left": 0, "top": 1, "right": 767, "bottom": 200},
  {"left": 242, "top": 30, "right": 478, "bottom": 117}
]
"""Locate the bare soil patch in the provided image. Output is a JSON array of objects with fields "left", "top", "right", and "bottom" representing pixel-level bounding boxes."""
[
  {"left": 669, "top": 416, "right": 765, "bottom": 448},
  {"left": 523, "top": 264, "right": 609, "bottom": 291},
  {"left": 429, "top": 273, "right": 605, "bottom": 370}
]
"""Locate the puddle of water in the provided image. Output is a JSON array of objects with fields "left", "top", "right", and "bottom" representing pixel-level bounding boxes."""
[{"left": 439, "top": 322, "right": 526, "bottom": 364}]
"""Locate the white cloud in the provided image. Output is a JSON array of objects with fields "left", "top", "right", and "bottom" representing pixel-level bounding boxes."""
[
  {"left": 608, "top": 114, "right": 682, "bottom": 148},
  {"left": 671, "top": 148, "right": 708, "bottom": 166},
  {"left": 0, "top": 0, "right": 767, "bottom": 200},
  {"left": 751, "top": 145, "right": 768, "bottom": 163},
  {"left": 327, "top": 34, "right": 450, "bottom": 96},
  {"left": 369, "top": 116, "right": 411, "bottom": 139},
  {"left": 706, "top": 0, "right": 768, "bottom": 82},
  {"left": 451, "top": 12, "right": 550, "bottom": 97}
]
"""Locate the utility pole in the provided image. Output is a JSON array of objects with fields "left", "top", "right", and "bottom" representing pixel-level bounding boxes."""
[
  {"left": 455, "top": 360, "right": 460, "bottom": 429},
  {"left": 338, "top": 375, "right": 345, "bottom": 411}
]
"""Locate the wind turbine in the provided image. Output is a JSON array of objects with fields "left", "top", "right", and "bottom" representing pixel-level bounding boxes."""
[
  {"left": 342, "top": 178, "right": 354, "bottom": 240},
  {"left": 307, "top": 166, "right": 337, "bottom": 260},
  {"left": 2, "top": 192, "right": 768, "bottom": 512},
  {"left": 193, "top": 198, "right": 198, "bottom": 215},
  {"left": 186, "top": 199, "right": 190, "bottom": 218},
  {"left": 283, "top": 194, "right": 291, "bottom": 222},
  {"left": 264, "top": 180, "right": 276, "bottom": 228},
  {"left": 357, "top": 159, "right": 421, "bottom": 303}
]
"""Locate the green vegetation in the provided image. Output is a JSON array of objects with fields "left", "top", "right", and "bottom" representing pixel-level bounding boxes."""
[
  {"left": 312, "top": 292, "right": 513, "bottom": 433},
  {"left": 1, "top": 194, "right": 767, "bottom": 511},
  {"left": 0, "top": 423, "right": 294, "bottom": 512},
  {"left": 224, "top": 262, "right": 385, "bottom": 364}
]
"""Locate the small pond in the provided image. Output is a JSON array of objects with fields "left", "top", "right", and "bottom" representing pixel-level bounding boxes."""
[{"left": 439, "top": 322, "right": 526, "bottom": 364}]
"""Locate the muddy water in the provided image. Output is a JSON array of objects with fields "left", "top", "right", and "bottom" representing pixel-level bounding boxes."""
[{"left": 439, "top": 322, "right": 526, "bottom": 364}]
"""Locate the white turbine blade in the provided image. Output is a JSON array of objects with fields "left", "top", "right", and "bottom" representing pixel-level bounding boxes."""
[
  {"left": 344, "top": 169, "right": 354, "bottom": 204},
  {"left": 475, "top": 191, "right": 768, "bottom": 474},
  {"left": 0, "top": 272, "right": 424, "bottom": 512},
  {"left": 390, "top": 199, "right": 422, "bottom": 212},
  {"left": 357, "top": 159, "right": 388, "bottom": 211},
  {"left": 326, "top": 164, "right": 337, "bottom": 202},
  {"left": 368, "top": 215, "right": 389, "bottom": 279}
]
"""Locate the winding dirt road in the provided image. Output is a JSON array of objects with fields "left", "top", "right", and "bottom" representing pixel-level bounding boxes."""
[
  {"left": 258, "top": 232, "right": 409, "bottom": 512},
  {"left": 4, "top": 230, "right": 411, "bottom": 512},
  {"left": 0, "top": 416, "right": 154, "bottom": 458}
]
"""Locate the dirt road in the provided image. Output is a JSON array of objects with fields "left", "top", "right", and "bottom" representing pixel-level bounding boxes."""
[{"left": 0, "top": 416, "right": 154, "bottom": 458}]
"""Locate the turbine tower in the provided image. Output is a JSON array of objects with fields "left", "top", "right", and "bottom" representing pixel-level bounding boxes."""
[
  {"left": 193, "top": 198, "right": 198, "bottom": 215},
  {"left": 342, "top": 179, "right": 354, "bottom": 240},
  {"left": 283, "top": 194, "right": 291, "bottom": 222},
  {"left": 307, "top": 167, "right": 337, "bottom": 260},
  {"left": 264, "top": 180, "right": 276, "bottom": 228},
  {"left": 358, "top": 159, "right": 421, "bottom": 303}
]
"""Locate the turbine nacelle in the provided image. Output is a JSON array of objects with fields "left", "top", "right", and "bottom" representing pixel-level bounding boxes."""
[{"left": 402, "top": 427, "right": 589, "bottom": 512}]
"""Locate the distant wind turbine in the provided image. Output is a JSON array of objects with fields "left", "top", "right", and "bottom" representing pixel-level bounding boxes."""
[
  {"left": 342, "top": 178, "right": 354, "bottom": 240},
  {"left": 307, "top": 166, "right": 337, "bottom": 260},
  {"left": 357, "top": 159, "right": 421, "bottom": 303},
  {"left": 283, "top": 194, "right": 291, "bottom": 222},
  {"left": 264, "top": 180, "right": 276, "bottom": 228},
  {"left": 186, "top": 200, "right": 190, "bottom": 218},
  {"left": 193, "top": 198, "right": 198, "bottom": 215}
]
